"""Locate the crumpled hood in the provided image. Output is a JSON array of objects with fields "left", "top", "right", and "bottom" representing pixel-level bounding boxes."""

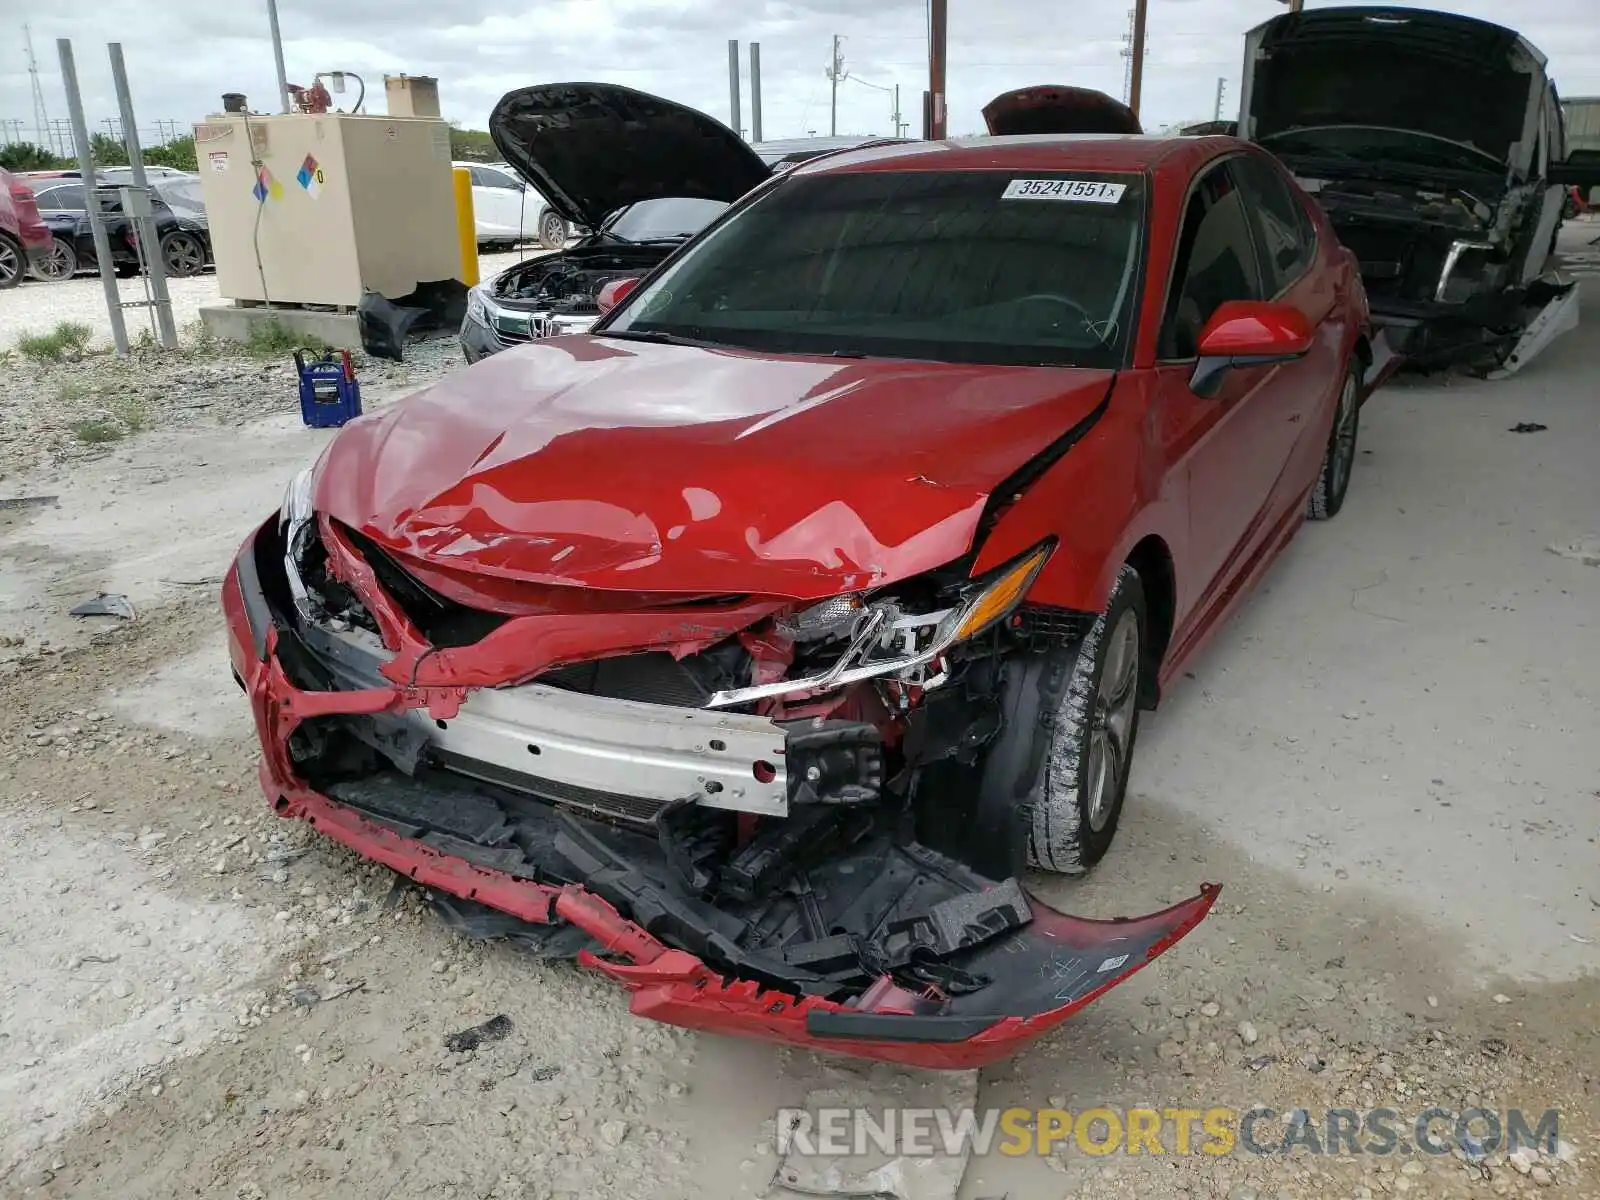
[
  {"left": 314, "top": 337, "right": 1114, "bottom": 600},
  {"left": 489, "top": 82, "right": 772, "bottom": 231}
]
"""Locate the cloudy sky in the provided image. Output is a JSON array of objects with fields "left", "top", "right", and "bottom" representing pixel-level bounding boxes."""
[{"left": 4, "top": 0, "right": 1599, "bottom": 148}]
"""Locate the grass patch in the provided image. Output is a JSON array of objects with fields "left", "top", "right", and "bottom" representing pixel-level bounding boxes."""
[
  {"left": 244, "top": 320, "right": 331, "bottom": 360},
  {"left": 109, "top": 393, "right": 151, "bottom": 433},
  {"left": 15, "top": 320, "right": 94, "bottom": 363},
  {"left": 71, "top": 418, "right": 126, "bottom": 444},
  {"left": 57, "top": 380, "right": 92, "bottom": 404}
]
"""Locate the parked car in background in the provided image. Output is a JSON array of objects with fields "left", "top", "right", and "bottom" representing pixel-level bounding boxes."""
[
  {"left": 459, "top": 83, "right": 770, "bottom": 361},
  {"left": 454, "top": 160, "right": 569, "bottom": 251},
  {"left": 0, "top": 167, "right": 53, "bottom": 289},
  {"left": 1238, "top": 5, "right": 1600, "bottom": 375},
  {"left": 229, "top": 128, "right": 1380, "bottom": 1066},
  {"left": 27, "top": 175, "right": 211, "bottom": 280}
]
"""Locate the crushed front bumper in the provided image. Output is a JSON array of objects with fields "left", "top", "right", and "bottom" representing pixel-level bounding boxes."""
[{"left": 223, "top": 520, "right": 1218, "bottom": 1068}]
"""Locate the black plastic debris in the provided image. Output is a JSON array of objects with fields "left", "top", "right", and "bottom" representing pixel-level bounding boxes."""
[
  {"left": 0, "top": 495, "right": 58, "bottom": 511},
  {"left": 444, "top": 1013, "right": 513, "bottom": 1053},
  {"left": 357, "top": 279, "right": 469, "bottom": 361},
  {"left": 1509, "top": 422, "right": 1548, "bottom": 433},
  {"left": 70, "top": 593, "right": 136, "bottom": 620}
]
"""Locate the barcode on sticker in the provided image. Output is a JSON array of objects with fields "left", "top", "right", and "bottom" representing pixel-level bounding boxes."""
[
  {"left": 1096, "top": 954, "right": 1130, "bottom": 973},
  {"left": 1003, "top": 178, "right": 1126, "bottom": 203}
]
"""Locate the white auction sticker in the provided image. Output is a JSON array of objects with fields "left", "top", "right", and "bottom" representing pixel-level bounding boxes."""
[{"left": 1002, "top": 178, "right": 1126, "bottom": 203}]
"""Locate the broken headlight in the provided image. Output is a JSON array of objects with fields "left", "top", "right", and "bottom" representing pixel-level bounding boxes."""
[
  {"left": 279, "top": 463, "right": 318, "bottom": 621},
  {"left": 706, "top": 539, "right": 1055, "bottom": 708}
]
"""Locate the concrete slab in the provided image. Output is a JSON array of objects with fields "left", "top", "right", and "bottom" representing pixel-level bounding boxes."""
[{"left": 198, "top": 304, "right": 361, "bottom": 350}]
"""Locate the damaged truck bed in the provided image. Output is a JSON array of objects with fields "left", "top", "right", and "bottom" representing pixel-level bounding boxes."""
[{"left": 224, "top": 512, "right": 1216, "bottom": 1068}]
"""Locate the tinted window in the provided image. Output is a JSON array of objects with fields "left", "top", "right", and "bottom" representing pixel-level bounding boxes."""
[
  {"left": 607, "top": 170, "right": 1146, "bottom": 369},
  {"left": 606, "top": 197, "right": 728, "bottom": 242},
  {"left": 477, "top": 167, "right": 520, "bottom": 190},
  {"left": 1232, "top": 153, "right": 1315, "bottom": 294},
  {"left": 35, "top": 185, "right": 86, "bottom": 211},
  {"left": 1160, "top": 162, "right": 1265, "bottom": 359}
]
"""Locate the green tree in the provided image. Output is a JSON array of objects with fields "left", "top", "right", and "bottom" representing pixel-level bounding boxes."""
[
  {"left": 90, "top": 131, "right": 129, "bottom": 166},
  {"left": 448, "top": 127, "right": 497, "bottom": 162},
  {"left": 144, "top": 135, "right": 197, "bottom": 172},
  {"left": 0, "top": 142, "right": 71, "bottom": 171}
]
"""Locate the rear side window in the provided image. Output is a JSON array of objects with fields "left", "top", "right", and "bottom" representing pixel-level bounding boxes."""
[
  {"left": 35, "top": 185, "right": 86, "bottom": 211},
  {"left": 1232, "top": 152, "right": 1316, "bottom": 295},
  {"left": 1160, "top": 162, "right": 1266, "bottom": 359}
]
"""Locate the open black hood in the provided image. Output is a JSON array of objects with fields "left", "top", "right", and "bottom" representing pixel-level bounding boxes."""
[
  {"left": 1241, "top": 7, "right": 1543, "bottom": 170},
  {"left": 982, "top": 86, "right": 1142, "bottom": 136},
  {"left": 489, "top": 82, "right": 772, "bottom": 231}
]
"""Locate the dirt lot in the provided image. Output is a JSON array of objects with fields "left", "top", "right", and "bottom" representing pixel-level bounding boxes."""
[{"left": 0, "top": 228, "right": 1596, "bottom": 1199}]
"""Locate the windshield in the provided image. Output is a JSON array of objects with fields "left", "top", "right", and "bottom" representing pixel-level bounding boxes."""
[
  {"left": 606, "top": 197, "right": 727, "bottom": 242},
  {"left": 604, "top": 169, "right": 1145, "bottom": 368},
  {"left": 154, "top": 176, "right": 205, "bottom": 214},
  {"left": 1260, "top": 126, "right": 1507, "bottom": 176}
]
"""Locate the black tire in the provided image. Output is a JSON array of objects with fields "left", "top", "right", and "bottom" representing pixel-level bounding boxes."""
[
  {"left": 160, "top": 230, "right": 207, "bottom": 277},
  {"left": 537, "top": 208, "right": 568, "bottom": 251},
  {"left": 1307, "top": 362, "right": 1361, "bottom": 521},
  {"left": 969, "top": 565, "right": 1148, "bottom": 877},
  {"left": 0, "top": 233, "right": 22, "bottom": 290},
  {"left": 29, "top": 236, "right": 78, "bottom": 282}
]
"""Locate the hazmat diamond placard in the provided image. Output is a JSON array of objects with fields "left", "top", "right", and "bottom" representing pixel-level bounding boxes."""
[{"left": 296, "top": 154, "right": 324, "bottom": 199}]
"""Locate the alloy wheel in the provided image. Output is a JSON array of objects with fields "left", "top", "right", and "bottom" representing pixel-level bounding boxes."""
[
  {"left": 0, "top": 238, "right": 20, "bottom": 288},
  {"left": 33, "top": 238, "right": 77, "bottom": 282},
  {"left": 1086, "top": 607, "right": 1141, "bottom": 833},
  {"left": 162, "top": 233, "right": 206, "bottom": 277}
]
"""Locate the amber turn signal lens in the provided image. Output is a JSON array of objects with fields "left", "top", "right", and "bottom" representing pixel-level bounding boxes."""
[{"left": 948, "top": 541, "right": 1054, "bottom": 643}]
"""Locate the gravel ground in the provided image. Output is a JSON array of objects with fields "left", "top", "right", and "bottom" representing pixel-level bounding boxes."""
[{"left": 0, "top": 228, "right": 1596, "bottom": 1199}]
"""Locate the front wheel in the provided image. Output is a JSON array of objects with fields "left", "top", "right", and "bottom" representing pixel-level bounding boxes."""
[
  {"left": 968, "top": 565, "right": 1148, "bottom": 877},
  {"left": 537, "top": 208, "right": 568, "bottom": 250},
  {"left": 1307, "top": 364, "right": 1361, "bottom": 520}
]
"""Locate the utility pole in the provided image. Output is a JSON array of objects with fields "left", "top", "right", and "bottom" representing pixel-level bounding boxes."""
[
  {"left": 25, "top": 24, "right": 52, "bottom": 148},
  {"left": 1121, "top": 0, "right": 1150, "bottom": 119},
  {"left": 265, "top": 0, "right": 291, "bottom": 113},
  {"left": 894, "top": 84, "right": 904, "bottom": 138},
  {"left": 749, "top": 43, "right": 763, "bottom": 142},
  {"left": 728, "top": 40, "right": 741, "bottom": 136},
  {"left": 109, "top": 42, "right": 178, "bottom": 350},
  {"left": 827, "top": 35, "right": 845, "bottom": 137},
  {"left": 1214, "top": 76, "right": 1227, "bottom": 121},
  {"left": 58, "top": 38, "right": 129, "bottom": 357},
  {"left": 927, "top": 0, "right": 948, "bottom": 139}
]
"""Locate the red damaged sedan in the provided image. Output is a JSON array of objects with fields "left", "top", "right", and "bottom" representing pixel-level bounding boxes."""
[{"left": 224, "top": 126, "right": 1382, "bottom": 1067}]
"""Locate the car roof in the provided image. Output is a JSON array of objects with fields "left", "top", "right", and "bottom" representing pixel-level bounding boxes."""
[{"left": 786, "top": 133, "right": 1234, "bottom": 180}]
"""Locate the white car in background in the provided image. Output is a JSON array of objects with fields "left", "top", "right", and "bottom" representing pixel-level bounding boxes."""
[{"left": 453, "top": 160, "right": 570, "bottom": 250}]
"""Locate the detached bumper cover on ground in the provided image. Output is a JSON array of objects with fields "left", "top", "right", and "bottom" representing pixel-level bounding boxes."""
[{"left": 222, "top": 521, "right": 1217, "bottom": 1068}]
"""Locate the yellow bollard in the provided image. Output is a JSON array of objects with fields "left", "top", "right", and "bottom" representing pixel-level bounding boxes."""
[{"left": 453, "top": 166, "right": 479, "bottom": 288}]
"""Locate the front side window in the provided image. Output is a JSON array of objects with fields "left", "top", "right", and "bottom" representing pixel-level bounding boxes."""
[
  {"left": 605, "top": 170, "right": 1147, "bottom": 368},
  {"left": 1231, "top": 152, "right": 1316, "bottom": 294},
  {"left": 1160, "top": 161, "right": 1266, "bottom": 359}
]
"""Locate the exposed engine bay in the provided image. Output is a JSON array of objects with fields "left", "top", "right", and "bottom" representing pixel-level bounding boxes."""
[{"left": 491, "top": 244, "right": 675, "bottom": 316}]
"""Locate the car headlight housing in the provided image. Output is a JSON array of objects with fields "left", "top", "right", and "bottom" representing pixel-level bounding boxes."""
[
  {"left": 279, "top": 463, "right": 318, "bottom": 620},
  {"left": 466, "top": 283, "right": 490, "bottom": 325},
  {"left": 707, "top": 539, "right": 1055, "bottom": 708}
]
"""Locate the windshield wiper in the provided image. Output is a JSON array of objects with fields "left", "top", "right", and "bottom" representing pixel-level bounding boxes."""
[{"left": 598, "top": 328, "right": 717, "bottom": 349}]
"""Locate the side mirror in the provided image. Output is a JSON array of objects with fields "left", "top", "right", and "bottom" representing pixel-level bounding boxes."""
[
  {"left": 596, "top": 276, "right": 641, "bottom": 315},
  {"left": 1189, "top": 300, "right": 1314, "bottom": 398}
]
